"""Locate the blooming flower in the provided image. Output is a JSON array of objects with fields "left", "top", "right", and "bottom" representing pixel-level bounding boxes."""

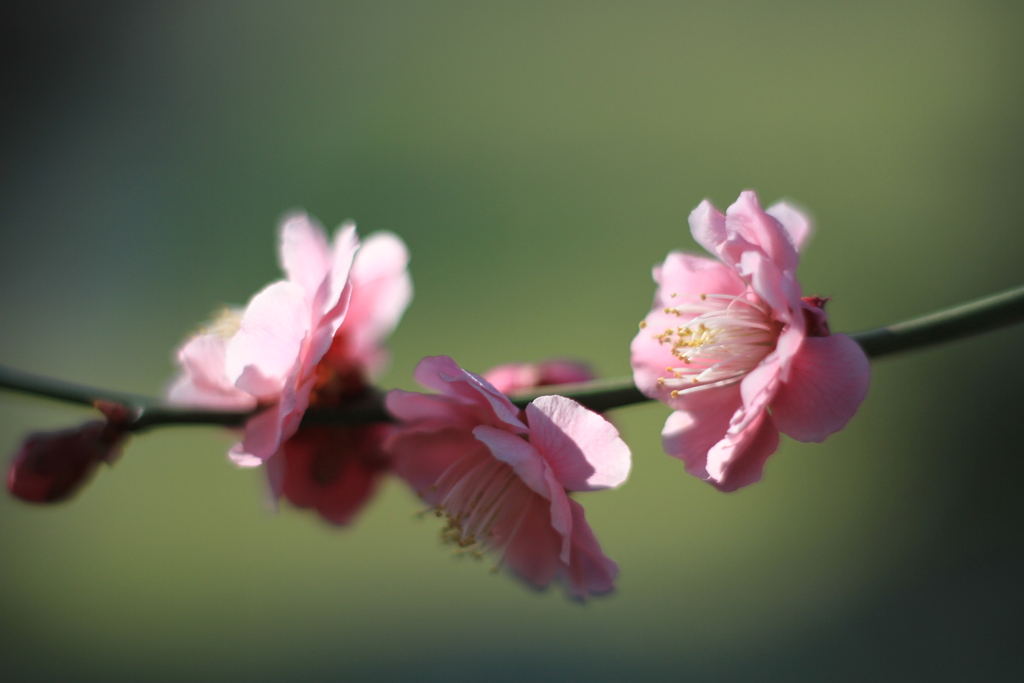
[
  {"left": 8, "top": 401, "right": 131, "bottom": 503},
  {"left": 386, "top": 356, "right": 630, "bottom": 599},
  {"left": 630, "top": 191, "right": 870, "bottom": 491},
  {"left": 168, "top": 212, "right": 411, "bottom": 523}
]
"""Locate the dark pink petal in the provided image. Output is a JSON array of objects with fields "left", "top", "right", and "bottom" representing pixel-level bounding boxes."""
[
  {"left": 541, "top": 465, "right": 575, "bottom": 562},
  {"left": 8, "top": 421, "right": 123, "bottom": 503},
  {"left": 706, "top": 409, "right": 780, "bottom": 492},
  {"left": 770, "top": 333, "right": 870, "bottom": 443},
  {"left": 525, "top": 396, "right": 630, "bottom": 491},
  {"left": 472, "top": 424, "right": 577, "bottom": 561},
  {"left": 389, "top": 427, "right": 483, "bottom": 498},
  {"left": 385, "top": 389, "right": 486, "bottom": 428},
  {"left": 227, "top": 281, "right": 309, "bottom": 398},
  {"left": 766, "top": 201, "right": 812, "bottom": 253},
  {"left": 414, "top": 356, "right": 526, "bottom": 431},
  {"left": 279, "top": 424, "right": 390, "bottom": 526},
  {"left": 278, "top": 212, "right": 331, "bottom": 305},
  {"left": 561, "top": 498, "right": 618, "bottom": 598},
  {"left": 499, "top": 494, "right": 562, "bottom": 590},
  {"left": 661, "top": 385, "right": 743, "bottom": 480}
]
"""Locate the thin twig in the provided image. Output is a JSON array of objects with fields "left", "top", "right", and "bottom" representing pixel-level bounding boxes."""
[{"left": 3, "top": 283, "right": 1024, "bottom": 428}]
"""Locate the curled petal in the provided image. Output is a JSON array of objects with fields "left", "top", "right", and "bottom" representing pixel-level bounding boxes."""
[
  {"left": 705, "top": 408, "right": 780, "bottom": 492},
  {"left": 766, "top": 201, "right": 813, "bottom": 253},
  {"left": 725, "top": 190, "right": 799, "bottom": 273},
  {"left": 414, "top": 356, "right": 526, "bottom": 432}
]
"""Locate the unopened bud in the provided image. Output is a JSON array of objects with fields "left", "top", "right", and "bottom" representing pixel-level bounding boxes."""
[{"left": 8, "top": 402, "right": 131, "bottom": 504}]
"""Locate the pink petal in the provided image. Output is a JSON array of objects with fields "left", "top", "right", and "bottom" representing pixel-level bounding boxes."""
[
  {"left": 169, "top": 335, "right": 258, "bottom": 409},
  {"left": 688, "top": 199, "right": 728, "bottom": 258},
  {"left": 525, "top": 395, "right": 630, "bottom": 491},
  {"left": 766, "top": 201, "right": 813, "bottom": 253},
  {"left": 706, "top": 408, "right": 780, "bottom": 492},
  {"left": 661, "top": 385, "right": 742, "bottom": 480},
  {"left": 385, "top": 389, "right": 485, "bottom": 428},
  {"left": 414, "top": 356, "right": 526, "bottom": 432},
  {"left": 481, "top": 363, "right": 541, "bottom": 394},
  {"left": 389, "top": 427, "right": 484, "bottom": 498},
  {"left": 482, "top": 359, "right": 595, "bottom": 395},
  {"left": 341, "top": 232, "right": 413, "bottom": 373},
  {"left": 737, "top": 250, "right": 803, "bottom": 327},
  {"left": 561, "top": 498, "right": 618, "bottom": 598},
  {"left": 770, "top": 333, "right": 870, "bottom": 443},
  {"left": 499, "top": 494, "right": 562, "bottom": 590},
  {"left": 278, "top": 212, "right": 331, "bottom": 304},
  {"left": 654, "top": 251, "right": 746, "bottom": 307},
  {"left": 324, "top": 222, "right": 360, "bottom": 319},
  {"left": 229, "top": 406, "right": 286, "bottom": 466},
  {"left": 725, "top": 191, "right": 799, "bottom": 273},
  {"left": 630, "top": 306, "right": 690, "bottom": 404},
  {"left": 226, "top": 281, "right": 309, "bottom": 398},
  {"left": 542, "top": 465, "right": 575, "bottom": 562},
  {"left": 471, "top": 425, "right": 549, "bottom": 498}
]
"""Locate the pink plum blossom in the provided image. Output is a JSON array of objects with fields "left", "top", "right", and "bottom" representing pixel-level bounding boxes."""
[
  {"left": 168, "top": 212, "right": 411, "bottom": 523},
  {"left": 385, "top": 356, "right": 630, "bottom": 599},
  {"left": 483, "top": 359, "right": 596, "bottom": 394},
  {"left": 630, "top": 191, "right": 869, "bottom": 491}
]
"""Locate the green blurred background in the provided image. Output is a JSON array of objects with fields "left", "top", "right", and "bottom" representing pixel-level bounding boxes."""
[{"left": 2, "top": 1, "right": 1023, "bottom": 681}]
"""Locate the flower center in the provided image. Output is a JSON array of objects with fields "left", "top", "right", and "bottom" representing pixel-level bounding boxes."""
[
  {"left": 646, "top": 292, "right": 781, "bottom": 396},
  {"left": 430, "top": 450, "right": 534, "bottom": 559}
]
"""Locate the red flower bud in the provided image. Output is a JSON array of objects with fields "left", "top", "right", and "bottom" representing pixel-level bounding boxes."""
[{"left": 8, "top": 404, "right": 130, "bottom": 503}]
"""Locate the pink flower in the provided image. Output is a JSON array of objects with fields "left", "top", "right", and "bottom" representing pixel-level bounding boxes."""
[
  {"left": 483, "top": 359, "right": 596, "bottom": 394},
  {"left": 630, "top": 191, "right": 870, "bottom": 491},
  {"left": 386, "top": 356, "right": 630, "bottom": 599},
  {"left": 168, "top": 212, "right": 412, "bottom": 523},
  {"left": 8, "top": 401, "right": 130, "bottom": 503}
]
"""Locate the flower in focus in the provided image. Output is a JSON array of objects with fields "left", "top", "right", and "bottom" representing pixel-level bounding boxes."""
[
  {"left": 386, "top": 356, "right": 630, "bottom": 599},
  {"left": 483, "top": 359, "right": 596, "bottom": 394},
  {"left": 630, "top": 191, "right": 869, "bottom": 491},
  {"left": 8, "top": 401, "right": 131, "bottom": 503},
  {"left": 168, "top": 213, "right": 411, "bottom": 523}
]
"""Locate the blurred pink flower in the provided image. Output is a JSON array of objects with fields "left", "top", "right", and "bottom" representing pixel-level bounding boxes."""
[
  {"left": 630, "top": 191, "right": 869, "bottom": 491},
  {"left": 386, "top": 356, "right": 630, "bottom": 599},
  {"left": 168, "top": 213, "right": 411, "bottom": 522},
  {"left": 483, "top": 359, "right": 596, "bottom": 394},
  {"left": 8, "top": 401, "right": 130, "bottom": 503}
]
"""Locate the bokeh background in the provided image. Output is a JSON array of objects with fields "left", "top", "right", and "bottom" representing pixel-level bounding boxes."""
[{"left": 2, "top": 1, "right": 1023, "bottom": 681}]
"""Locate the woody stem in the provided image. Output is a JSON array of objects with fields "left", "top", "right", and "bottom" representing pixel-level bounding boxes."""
[{"left": 2, "top": 283, "right": 1024, "bottom": 428}]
